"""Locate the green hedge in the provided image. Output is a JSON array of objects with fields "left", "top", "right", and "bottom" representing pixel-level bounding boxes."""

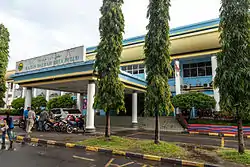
[
  {"left": 47, "top": 94, "right": 76, "bottom": 110},
  {"left": 172, "top": 92, "right": 216, "bottom": 110},
  {"left": 0, "top": 109, "right": 21, "bottom": 116}
]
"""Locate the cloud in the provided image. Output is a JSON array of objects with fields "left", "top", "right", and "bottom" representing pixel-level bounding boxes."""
[{"left": 0, "top": 0, "right": 220, "bottom": 70}]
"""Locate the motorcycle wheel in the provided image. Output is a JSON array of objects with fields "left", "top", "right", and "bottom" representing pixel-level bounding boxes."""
[
  {"left": 44, "top": 123, "right": 51, "bottom": 131},
  {"left": 19, "top": 121, "right": 25, "bottom": 129},
  {"left": 35, "top": 123, "right": 39, "bottom": 131},
  {"left": 60, "top": 125, "right": 66, "bottom": 133},
  {"left": 83, "top": 126, "right": 86, "bottom": 133},
  {"left": 54, "top": 126, "right": 61, "bottom": 132},
  {"left": 66, "top": 125, "right": 73, "bottom": 134}
]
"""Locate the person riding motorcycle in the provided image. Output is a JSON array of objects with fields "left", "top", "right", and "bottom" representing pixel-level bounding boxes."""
[{"left": 38, "top": 110, "right": 49, "bottom": 131}]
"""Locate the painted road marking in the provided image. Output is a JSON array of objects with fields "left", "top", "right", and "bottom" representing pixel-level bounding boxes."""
[
  {"left": 72, "top": 155, "right": 95, "bottom": 162},
  {"left": 105, "top": 158, "right": 115, "bottom": 167},
  {"left": 125, "top": 132, "right": 143, "bottom": 137},
  {"left": 104, "top": 158, "right": 152, "bottom": 167},
  {"left": 120, "top": 162, "right": 134, "bottom": 166}
]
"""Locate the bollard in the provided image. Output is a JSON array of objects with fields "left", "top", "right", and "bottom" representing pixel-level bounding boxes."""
[{"left": 221, "top": 137, "right": 225, "bottom": 148}]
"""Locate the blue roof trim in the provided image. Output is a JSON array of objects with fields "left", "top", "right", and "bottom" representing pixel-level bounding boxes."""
[
  {"left": 12, "top": 60, "right": 147, "bottom": 88},
  {"left": 13, "top": 60, "right": 95, "bottom": 78},
  {"left": 119, "top": 71, "right": 147, "bottom": 87},
  {"left": 13, "top": 63, "right": 94, "bottom": 82},
  {"left": 86, "top": 18, "right": 220, "bottom": 53},
  {"left": 120, "top": 70, "right": 146, "bottom": 83}
]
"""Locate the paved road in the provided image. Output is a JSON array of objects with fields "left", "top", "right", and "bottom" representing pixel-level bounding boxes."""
[
  {"left": 114, "top": 130, "right": 250, "bottom": 149},
  {"left": 0, "top": 141, "right": 175, "bottom": 167},
  {"left": 13, "top": 127, "right": 250, "bottom": 149}
]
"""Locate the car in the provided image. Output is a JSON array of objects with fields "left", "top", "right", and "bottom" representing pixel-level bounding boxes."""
[{"left": 50, "top": 108, "right": 82, "bottom": 119}]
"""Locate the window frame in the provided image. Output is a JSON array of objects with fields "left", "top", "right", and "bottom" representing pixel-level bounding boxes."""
[
  {"left": 183, "top": 61, "right": 212, "bottom": 78},
  {"left": 121, "top": 64, "right": 145, "bottom": 75}
]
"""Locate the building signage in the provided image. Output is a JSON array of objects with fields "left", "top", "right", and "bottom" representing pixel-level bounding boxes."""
[{"left": 16, "top": 46, "right": 86, "bottom": 73}]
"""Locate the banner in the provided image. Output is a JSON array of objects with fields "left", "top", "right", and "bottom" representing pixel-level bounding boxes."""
[{"left": 16, "top": 46, "right": 85, "bottom": 73}]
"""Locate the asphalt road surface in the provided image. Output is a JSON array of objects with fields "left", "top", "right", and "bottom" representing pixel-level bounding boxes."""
[
  {"left": 14, "top": 127, "right": 250, "bottom": 150},
  {"left": 114, "top": 130, "right": 250, "bottom": 149},
  {"left": 0, "top": 141, "right": 176, "bottom": 167}
]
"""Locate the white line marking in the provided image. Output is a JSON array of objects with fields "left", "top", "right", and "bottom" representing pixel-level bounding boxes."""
[
  {"left": 72, "top": 155, "right": 95, "bottom": 162},
  {"left": 120, "top": 161, "right": 135, "bottom": 166}
]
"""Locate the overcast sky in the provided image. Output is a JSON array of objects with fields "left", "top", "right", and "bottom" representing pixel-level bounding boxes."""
[{"left": 0, "top": 0, "right": 221, "bottom": 70}]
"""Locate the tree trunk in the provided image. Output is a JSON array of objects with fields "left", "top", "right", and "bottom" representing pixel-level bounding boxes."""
[
  {"left": 237, "top": 118, "right": 245, "bottom": 154},
  {"left": 105, "top": 110, "right": 111, "bottom": 139},
  {"left": 154, "top": 110, "right": 160, "bottom": 144},
  {"left": 236, "top": 107, "right": 245, "bottom": 154}
]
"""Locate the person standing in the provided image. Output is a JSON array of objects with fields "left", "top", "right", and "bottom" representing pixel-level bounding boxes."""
[
  {"left": 26, "top": 109, "right": 36, "bottom": 136},
  {"left": 23, "top": 107, "right": 30, "bottom": 130},
  {"left": 38, "top": 110, "right": 49, "bottom": 131},
  {"left": 1, "top": 112, "right": 14, "bottom": 150}
]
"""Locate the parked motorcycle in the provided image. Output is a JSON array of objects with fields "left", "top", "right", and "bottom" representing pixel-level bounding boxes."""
[
  {"left": 65, "top": 115, "right": 85, "bottom": 134},
  {"left": 52, "top": 115, "right": 67, "bottom": 132},
  {"left": 19, "top": 116, "right": 39, "bottom": 131}
]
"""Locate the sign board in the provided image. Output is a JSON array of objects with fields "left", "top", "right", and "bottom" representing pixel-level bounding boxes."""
[{"left": 16, "top": 46, "right": 85, "bottom": 73}]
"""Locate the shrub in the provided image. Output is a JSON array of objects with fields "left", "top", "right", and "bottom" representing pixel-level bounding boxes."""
[
  {"left": 11, "top": 98, "right": 25, "bottom": 110},
  {"left": 32, "top": 96, "right": 47, "bottom": 112},
  {"left": 47, "top": 94, "right": 76, "bottom": 110},
  {"left": 172, "top": 92, "right": 216, "bottom": 110},
  {"left": 0, "top": 109, "right": 20, "bottom": 116}
]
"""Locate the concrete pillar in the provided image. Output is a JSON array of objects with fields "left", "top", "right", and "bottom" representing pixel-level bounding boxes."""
[
  {"left": 11, "top": 83, "right": 16, "bottom": 104},
  {"left": 4, "top": 82, "right": 9, "bottom": 108},
  {"left": 211, "top": 55, "right": 220, "bottom": 111},
  {"left": 175, "top": 60, "right": 181, "bottom": 95},
  {"left": 132, "top": 92, "right": 138, "bottom": 127},
  {"left": 77, "top": 93, "right": 83, "bottom": 113},
  {"left": 33, "top": 88, "right": 37, "bottom": 98},
  {"left": 86, "top": 81, "right": 96, "bottom": 132},
  {"left": 60, "top": 91, "right": 66, "bottom": 96},
  {"left": 46, "top": 90, "right": 50, "bottom": 102},
  {"left": 22, "top": 87, "right": 27, "bottom": 98},
  {"left": 24, "top": 87, "right": 32, "bottom": 110}
]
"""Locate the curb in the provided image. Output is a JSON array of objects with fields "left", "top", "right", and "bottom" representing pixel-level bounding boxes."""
[
  {"left": 16, "top": 135, "right": 219, "bottom": 167},
  {"left": 187, "top": 131, "right": 250, "bottom": 138}
]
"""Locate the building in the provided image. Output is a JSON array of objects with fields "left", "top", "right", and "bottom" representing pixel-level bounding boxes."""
[{"left": 3, "top": 18, "right": 221, "bottom": 131}]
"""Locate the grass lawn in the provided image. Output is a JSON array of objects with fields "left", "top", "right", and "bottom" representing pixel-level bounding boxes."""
[
  {"left": 218, "top": 149, "right": 250, "bottom": 165},
  {"left": 76, "top": 136, "right": 187, "bottom": 159}
]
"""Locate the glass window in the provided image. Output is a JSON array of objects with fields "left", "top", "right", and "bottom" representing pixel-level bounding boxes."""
[
  {"left": 51, "top": 109, "right": 61, "bottom": 115},
  {"left": 191, "top": 68, "right": 197, "bottom": 77},
  {"left": 63, "top": 109, "right": 81, "bottom": 114},
  {"left": 139, "top": 64, "right": 144, "bottom": 69},
  {"left": 139, "top": 69, "right": 144, "bottom": 74},
  {"left": 133, "top": 69, "right": 138, "bottom": 74},
  {"left": 183, "top": 61, "right": 212, "bottom": 77},
  {"left": 183, "top": 69, "right": 191, "bottom": 77},
  {"left": 190, "top": 63, "right": 197, "bottom": 68},
  {"left": 206, "top": 62, "right": 211, "bottom": 66},
  {"left": 132, "top": 65, "right": 138, "bottom": 69},
  {"left": 120, "top": 64, "right": 145, "bottom": 75},
  {"left": 206, "top": 67, "right": 212, "bottom": 75},
  {"left": 183, "top": 64, "right": 189, "bottom": 68},
  {"left": 127, "top": 70, "right": 132, "bottom": 74},
  {"left": 198, "top": 62, "right": 205, "bottom": 67},
  {"left": 198, "top": 67, "right": 206, "bottom": 76},
  {"left": 121, "top": 66, "right": 126, "bottom": 71}
]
